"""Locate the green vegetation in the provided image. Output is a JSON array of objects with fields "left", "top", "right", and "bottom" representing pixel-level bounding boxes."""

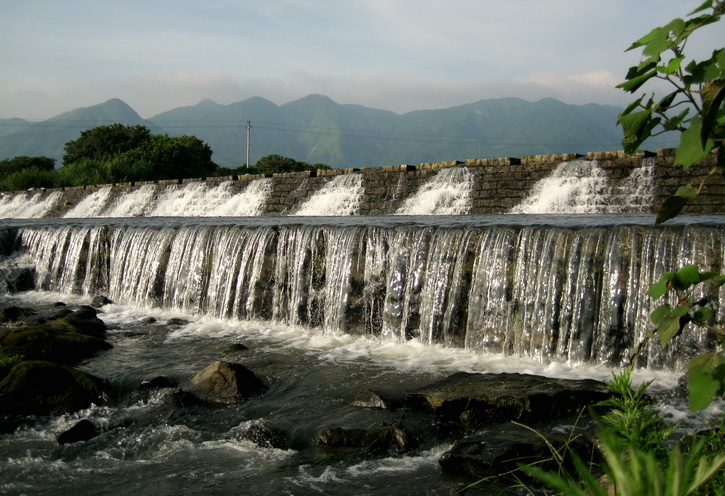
[
  {"left": 525, "top": 2, "right": 725, "bottom": 494},
  {"left": 217, "top": 153, "right": 332, "bottom": 176}
]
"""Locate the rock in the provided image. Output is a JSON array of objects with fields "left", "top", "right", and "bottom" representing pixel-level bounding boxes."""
[
  {"left": 167, "top": 318, "right": 189, "bottom": 326},
  {"left": 241, "top": 423, "right": 288, "bottom": 449},
  {"left": 0, "top": 306, "right": 36, "bottom": 324},
  {"left": 90, "top": 295, "right": 113, "bottom": 308},
  {"left": 58, "top": 307, "right": 107, "bottom": 338},
  {"left": 0, "top": 314, "right": 112, "bottom": 365},
  {"left": 351, "top": 388, "right": 400, "bottom": 409},
  {"left": 403, "top": 372, "right": 610, "bottom": 431},
  {"left": 141, "top": 317, "right": 157, "bottom": 324},
  {"left": 439, "top": 421, "right": 596, "bottom": 481},
  {"left": 0, "top": 361, "right": 105, "bottom": 417},
  {"left": 226, "top": 343, "right": 249, "bottom": 352},
  {"left": 139, "top": 376, "right": 177, "bottom": 390},
  {"left": 57, "top": 419, "right": 100, "bottom": 444},
  {"left": 317, "top": 423, "right": 414, "bottom": 455},
  {"left": 181, "top": 361, "right": 267, "bottom": 404}
]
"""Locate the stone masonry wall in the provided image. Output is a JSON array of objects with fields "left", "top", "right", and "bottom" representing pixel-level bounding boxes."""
[{"left": 3, "top": 148, "right": 723, "bottom": 217}]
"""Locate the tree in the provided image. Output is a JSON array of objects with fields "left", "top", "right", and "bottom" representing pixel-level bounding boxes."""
[
  {"left": 62, "top": 124, "right": 151, "bottom": 166},
  {"left": 617, "top": 0, "right": 724, "bottom": 411},
  {"left": 140, "top": 134, "right": 216, "bottom": 180},
  {"left": 0, "top": 156, "right": 55, "bottom": 177},
  {"left": 254, "top": 154, "right": 332, "bottom": 173}
]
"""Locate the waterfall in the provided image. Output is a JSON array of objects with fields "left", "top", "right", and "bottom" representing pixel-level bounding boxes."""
[
  {"left": 511, "top": 159, "right": 655, "bottom": 214},
  {"left": 64, "top": 187, "right": 114, "bottom": 218},
  {"left": 102, "top": 184, "right": 157, "bottom": 217},
  {"left": 0, "top": 191, "right": 62, "bottom": 218},
  {"left": 293, "top": 173, "right": 364, "bottom": 216},
  {"left": 16, "top": 219, "right": 723, "bottom": 369},
  {"left": 212, "top": 178, "right": 272, "bottom": 216},
  {"left": 396, "top": 167, "right": 473, "bottom": 215}
]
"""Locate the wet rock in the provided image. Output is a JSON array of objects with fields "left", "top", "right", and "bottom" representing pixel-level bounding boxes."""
[
  {"left": 226, "top": 343, "right": 249, "bottom": 352},
  {"left": 166, "top": 318, "right": 189, "bottom": 326},
  {"left": 351, "top": 388, "right": 401, "bottom": 409},
  {"left": 0, "top": 306, "right": 36, "bottom": 324},
  {"left": 57, "top": 419, "right": 100, "bottom": 444},
  {"left": 141, "top": 316, "right": 157, "bottom": 324},
  {"left": 90, "top": 295, "right": 113, "bottom": 308},
  {"left": 181, "top": 361, "right": 268, "bottom": 404},
  {"left": 139, "top": 376, "right": 177, "bottom": 390},
  {"left": 317, "top": 423, "right": 414, "bottom": 455},
  {"left": 241, "top": 423, "right": 288, "bottom": 449},
  {"left": 404, "top": 372, "right": 610, "bottom": 431},
  {"left": 0, "top": 310, "right": 112, "bottom": 365},
  {"left": 439, "top": 421, "right": 596, "bottom": 481},
  {"left": 0, "top": 361, "right": 105, "bottom": 417}
]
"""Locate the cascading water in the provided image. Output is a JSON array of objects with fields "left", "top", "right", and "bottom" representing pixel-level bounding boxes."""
[
  {"left": 396, "top": 166, "right": 473, "bottom": 215},
  {"left": 15, "top": 217, "right": 723, "bottom": 369},
  {"left": 511, "top": 159, "right": 656, "bottom": 214},
  {"left": 64, "top": 187, "right": 114, "bottom": 218},
  {"left": 293, "top": 173, "right": 364, "bottom": 216},
  {"left": 0, "top": 191, "right": 62, "bottom": 218}
]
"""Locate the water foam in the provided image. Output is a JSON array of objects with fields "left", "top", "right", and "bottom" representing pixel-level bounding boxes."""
[
  {"left": 293, "top": 173, "right": 364, "bottom": 216},
  {"left": 396, "top": 166, "right": 473, "bottom": 215}
]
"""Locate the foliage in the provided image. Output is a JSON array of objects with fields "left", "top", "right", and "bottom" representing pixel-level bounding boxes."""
[
  {"left": 0, "top": 156, "right": 55, "bottom": 177},
  {"left": 524, "top": 370, "right": 725, "bottom": 495},
  {"left": 62, "top": 124, "right": 151, "bottom": 166},
  {"left": 216, "top": 154, "right": 332, "bottom": 176},
  {"left": 0, "top": 167, "right": 58, "bottom": 191},
  {"left": 648, "top": 265, "right": 725, "bottom": 411},
  {"left": 616, "top": 0, "right": 725, "bottom": 223}
]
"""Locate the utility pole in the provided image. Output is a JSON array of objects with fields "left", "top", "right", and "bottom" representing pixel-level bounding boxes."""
[{"left": 245, "top": 121, "right": 251, "bottom": 168}]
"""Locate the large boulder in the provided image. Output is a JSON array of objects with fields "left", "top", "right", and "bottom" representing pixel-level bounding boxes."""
[
  {"left": 181, "top": 361, "right": 267, "bottom": 404},
  {"left": 0, "top": 308, "right": 111, "bottom": 365},
  {"left": 317, "top": 424, "right": 414, "bottom": 455},
  {"left": 403, "top": 372, "right": 610, "bottom": 431},
  {"left": 439, "top": 420, "right": 596, "bottom": 480},
  {"left": 0, "top": 360, "right": 105, "bottom": 417}
]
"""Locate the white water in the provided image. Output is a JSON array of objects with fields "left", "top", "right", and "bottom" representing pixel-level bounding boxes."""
[
  {"left": 512, "top": 159, "right": 655, "bottom": 214},
  {"left": 0, "top": 191, "right": 62, "bottom": 218},
  {"left": 102, "top": 184, "right": 157, "bottom": 217},
  {"left": 396, "top": 167, "right": 473, "bottom": 215},
  {"left": 293, "top": 173, "right": 364, "bottom": 216},
  {"left": 214, "top": 178, "right": 272, "bottom": 216},
  {"left": 64, "top": 187, "right": 114, "bottom": 218}
]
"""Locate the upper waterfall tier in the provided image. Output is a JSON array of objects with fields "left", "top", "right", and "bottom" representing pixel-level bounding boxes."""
[
  {"left": 8, "top": 216, "right": 723, "bottom": 369},
  {"left": 2, "top": 149, "right": 722, "bottom": 217}
]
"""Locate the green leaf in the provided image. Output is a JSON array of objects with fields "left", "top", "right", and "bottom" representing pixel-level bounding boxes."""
[
  {"left": 619, "top": 110, "right": 661, "bottom": 154},
  {"left": 656, "top": 187, "right": 697, "bottom": 224},
  {"left": 686, "top": 352, "right": 725, "bottom": 411},
  {"left": 617, "top": 68, "right": 658, "bottom": 93},
  {"left": 675, "top": 118, "right": 715, "bottom": 169},
  {"left": 700, "top": 78, "right": 725, "bottom": 146},
  {"left": 693, "top": 306, "right": 713, "bottom": 323},
  {"left": 657, "top": 311, "right": 689, "bottom": 345},
  {"left": 657, "top": 55, "right": 685, "bottom": 75},
  {"left": 650, "top": 303, "right": 673, "bottom": 323},
  {"left": 713, "top": 275, "right": 725, "bottom": 287},
  {"left": 674, "top": 264, "right": 702, "bottom": 288}
]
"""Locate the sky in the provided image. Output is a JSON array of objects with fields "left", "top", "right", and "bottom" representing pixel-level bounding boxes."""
[{"left": 1, "top": 0, "right": 723, "bottom": 120}]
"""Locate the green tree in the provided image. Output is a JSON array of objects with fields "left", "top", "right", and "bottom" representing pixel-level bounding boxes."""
[
  {"left": 254, "top": 154, "right": 331, "bottom": 173},
  {"left": 0, "top": 156, "right": 55, "bottom": 177},
  {"left": 62, "top": 124, "right": 151, "bottom": 166},
  {"left": 140, "top": 134, "right": 216, "bottom": 180}
]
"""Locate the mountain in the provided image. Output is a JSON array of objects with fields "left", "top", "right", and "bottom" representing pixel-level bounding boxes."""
[
  {"left": 0, "top": 95, "right": 678, "bottom": 168},
  {"left": 0, "top": 99, "right": 158, "bottom": 164}
]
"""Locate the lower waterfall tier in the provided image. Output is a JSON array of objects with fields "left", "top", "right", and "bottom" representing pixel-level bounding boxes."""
[{"left": 9, "top": 217, "right": 724, "bottom": 369}]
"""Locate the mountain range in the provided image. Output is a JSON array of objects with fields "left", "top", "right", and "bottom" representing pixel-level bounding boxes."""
[{"left": 0, "top": 95, "right": 678, "bottom": 168}]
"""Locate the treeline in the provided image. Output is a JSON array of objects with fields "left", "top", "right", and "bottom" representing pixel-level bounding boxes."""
[{"left": 0, "top": 124, "right": 331, "bottom": 191}]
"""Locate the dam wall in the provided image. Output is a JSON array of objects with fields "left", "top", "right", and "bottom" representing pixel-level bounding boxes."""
[{"left": 2, "top": 147, "right": 723, "bottom": 217}]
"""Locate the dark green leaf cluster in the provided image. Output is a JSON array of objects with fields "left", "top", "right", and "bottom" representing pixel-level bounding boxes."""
[
  {"left": 617, "top": 0, "right": 724, "bottom": 222},
  {"left": 0, "top": 156, "right": 56, "bottom": 190},
  {"left": 60, "top": 124, "right": 217, "bottom": 184},
  {"left": 216, "top": 153, "right": 332, "bottom": 176}
]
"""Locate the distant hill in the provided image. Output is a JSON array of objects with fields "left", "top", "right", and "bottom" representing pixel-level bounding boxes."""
[
  {"left": 0, "top": 99, "right": 160, "bottom": 164},
  {"left": 0, "top": 95, "right": 678, "bottom": 167}
]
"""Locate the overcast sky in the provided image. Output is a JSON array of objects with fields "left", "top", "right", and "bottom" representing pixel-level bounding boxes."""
[{"left": 1, "top": 1, "right": 722, "bottom": 120}]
